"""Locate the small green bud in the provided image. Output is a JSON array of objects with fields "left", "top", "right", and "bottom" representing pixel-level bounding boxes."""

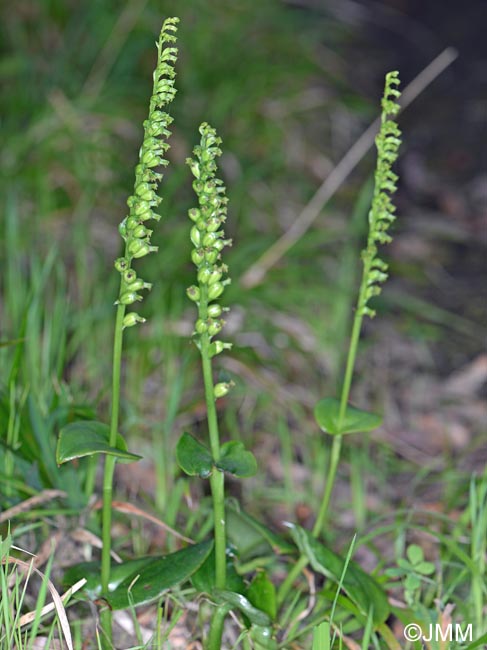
[
  {"left": 195, "top": 319, "right": 208, "bottom": 334},
  {"left": 190, "top": 226, "right": 202, "bottom": 247},
  {"left": 122, "top": 312, "right": 146, "bottom": 329},
  {"left": 128, "top": 239, "right": 158, "bottom": 258},
  {"left": 196, "top": 218, "right": 207, "bottom": 231},
  {"left": 214, "top": 382, "right": 233, "bottom": 399},
  {"left": 132, "top": 224, "right": 152, "bottom": 239},
  {"left": 206, "top": 217, "right": 221, "bottom": 233},
  {"left": 208, "top": 270, "right": 222, "bottom": 285},
  {"left": 129, "top": 278, "right": 152, "bottom": 292},
  {"left": 204, "top": 248, "right": 219, "bottom": 264},
  {"left": 208, "top": 282, "right": 224, "bottom": 301},
  {"left": 187, "top": 285, "right": 200, "bottom": 302},
  {"left": 202, "top": 232, "right": 220, "bottom": 247},
  {"left": 191, "top": 248, "right": 205, "bottom": 266},
  {"left": 188, "top": 159, "right": 201, "bottom": 179},
  {"left": 134, "top": 201, "right": 151, "bottom": 217},
  {"left": 207, "top": 320, "right": 223, "bottom": 336},
  {"left": 118, "top": 219, "right": 128, "bottom": 239},
  {"left": 126, "top": 216, "right": 142, "bottom": 230},
  {"left": 118, "top": 291, "right": 143, "bottom": 305},
  {"left": 207, "top": 304, "right": 222, "bottom": 318},
  {"left": 136, "top": 184, "right": 156, "bottom": 202},
  {"left": 123, "top": 269, "right": 137, "bottom": 284},
  {"left": 115, "top": 257, "right": 129, "bottom": 272},
  {"left": 197, "top": 267, "right": 212, "bottom": 284},
  {"left": 188, "top": 208, "right": 201, "bottom": 222}
]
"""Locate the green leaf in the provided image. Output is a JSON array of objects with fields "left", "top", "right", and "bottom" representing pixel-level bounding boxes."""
[
  {"left": 313, "top": 622, "right": 331, "bottom": 650},
  {"left": 56, "top": 420, "right": 141, "bottom": 464},
  {"left": 191, "top": 548, "right": 246, "bottom": 595},
  {"left": 176, "top": 432, "right": 213, "bottom": 478},
  {"left": 107, "top": 540, "right": 213, "bottom": 609},
  {"left": 406, "top": 544, "right": 423, "bottom": 566},
  {"left": 225, "top": 501, "right": 295, "bottom": 560},
  {"left": 415, "top": 561, "right": 435, "bottom": 576},
  {"left": 216, "top": 441, "right": 257, "bottom": 478},
  {"left": 63, "top": 557, "right": 156, "bottom": 600},
  {"left": 214, "top": 589, "right": 271, "bottom": 627},
  {"left": 314, "top": 398, "right": 382, "bottom": 435},
  {"left": 247, "top": 571, "right": 277, "bottom": 621},
  {"left": 290, "top": 525, "right": 390, "bottom": 625}
]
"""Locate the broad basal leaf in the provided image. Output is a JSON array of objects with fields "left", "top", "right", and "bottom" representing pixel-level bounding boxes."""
[
  {"left": 191, "top": 548, "right": 246, "bottom": 595},
  {"left": 176, "top": 432, "right": 213, "bottom": 478},
  {"left": 107, "top": 540, "right": 213, "bottom": 609},
  {"left": 56, "top": 421, "right": 141, "bottom": 464},
  {"left": 290, "top": 525, "right": 390, "bottom": 625},
  {"left": 314, "top": 398, "right": 382, "bottom": 435},
  {"left": 216, "top": 441, "right": 257, "bottom": 478}
]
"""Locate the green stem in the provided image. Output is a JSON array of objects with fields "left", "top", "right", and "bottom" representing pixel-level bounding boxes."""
[
  {"left": 100, "top": 302, "right": 125, "bottom": 646},
  {"left": 199, "top": 286, "right": 226, "bottom": 589},
  {"left": 279, "top": 269, "right": 371, "bottom": 606},
  {"left": 206, "top": 604, "right": 230, "bottom": 650}
]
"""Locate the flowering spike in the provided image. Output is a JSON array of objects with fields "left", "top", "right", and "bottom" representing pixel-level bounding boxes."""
[
  {"left": 114, "top": 17, "right": 179, "bottom": 327},
  {"left": 358, "top": 71, "right": 401, "bottom": 318}
]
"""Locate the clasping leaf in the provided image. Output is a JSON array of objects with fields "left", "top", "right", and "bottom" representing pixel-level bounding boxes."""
[
  {"left": 314, "top": 398, "right": 382, "bottom": 435},
  {"left": 56, "top": 420, "right": 141, "bottom": 464}
]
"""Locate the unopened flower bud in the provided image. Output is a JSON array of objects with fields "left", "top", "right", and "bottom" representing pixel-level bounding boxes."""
[
  {"left": 123, "top": 269, "right": 137, "bottom": 284},
  {"left": 186, "top": 285, "right": 200, "bottom": 302},
  {"left": 208, "top": 282, "right": 224, "bottom": 301},
  {"left": 190, "top": 226, "right": 201, "bottom": 248},
  {"left": 207, "top": 304, "right": 222, "bottom": 318},
  {"left": 195, "top": 319, "right": 208, "bottom": 334},
  {"left": 188, "top": 208, "right": 201, "bottom": 222},
  {"left": 191, "top": 248, "right": 205, "bottom": 266},
  {"left": 197, "top": 267, "right": 212, "bottom": 285},
  {"left": 208, "top": 270, "right": 222, "bottom": 285},
  {"left": 118, "top": 291, "right": 143, "bottom": 305},
  {"left": 115, "top": 257, "right": 129, "bottom": 272},
  {"left": 122, "top": 312, "right": 146, "bottom": 329},
  {"left": 214, "top": 382, "right": 232, "bottom": 399},
  {"left": 207, "top": 320, "right": 223, "bottom": 336}
]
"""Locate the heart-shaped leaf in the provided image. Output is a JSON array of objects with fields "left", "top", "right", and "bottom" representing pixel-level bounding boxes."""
[
  {"left": 213, "top": 589, "right": 271, "bottom": 627},
  {"left": 216, "top": 441, "right": 257, "bottom": 478},
  {"left": 290, "top": 525, "right": 390, "bottom": 625},
  {"left": 107, "top": 540, "right": 213, "bottom": 609},
  {"left": 314, "top": 398, "right": 382, "bottom": 435},
  {"left": 246, "top": 570, "right": 277, "bottom": 621},
  {"left": 56, "top": 421, "right": 141, "bottom": 464},
  {"left": 176, "top": 432, "right": 213, "bottom": 478}
]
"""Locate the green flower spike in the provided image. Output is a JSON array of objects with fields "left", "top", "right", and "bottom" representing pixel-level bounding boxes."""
[
  {"left": 359, "top": 71, "right": 401, "bottom": 318},
  {"left": 114, "top": 16, "right": 179, "bottom": 323},
  {"left": 186, "top": 122, "right": 232, "bottom": 372}
]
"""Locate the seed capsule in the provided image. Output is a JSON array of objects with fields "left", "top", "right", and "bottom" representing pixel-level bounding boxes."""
[
  {"left": 202, "top": 232, "right": 220, "bottom": 247},
  {"left": 132, "top": 224, "right": 152, "bottom": 239},
  {"left": 128, "top": 278, "right": 152, "bottom": 292},
  {"left": 128, "top": 239, "right": 158, "bottom": 258},
  {"left": 204, "top": 248, "right": 219, "bottom": 264}
]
